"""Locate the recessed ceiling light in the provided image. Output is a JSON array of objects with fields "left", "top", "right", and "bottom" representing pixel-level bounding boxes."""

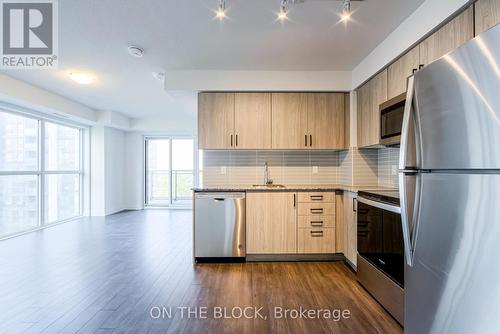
[
  {"left": 68, "top": 72, "right": 95, "bottom": 85},
  {"left": 215, "top": 0, "right": 226, "bottom": 20},
  {"left": 128, "top": 46, "right": 144, "bottom": 58}
]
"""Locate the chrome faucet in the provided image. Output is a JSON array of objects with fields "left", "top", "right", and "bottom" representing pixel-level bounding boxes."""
[{"left": 264, "top": 161, "right": 273, "bottom": 185}]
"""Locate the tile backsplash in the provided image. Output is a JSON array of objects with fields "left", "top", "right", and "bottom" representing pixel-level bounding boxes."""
[{"left": 200, "top": 147, "right": 400, "bottom": 189}]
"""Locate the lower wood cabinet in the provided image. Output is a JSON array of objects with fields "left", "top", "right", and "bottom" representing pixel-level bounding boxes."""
[
  {"left": 297, "top": 228, "right": 336, "bottom": 253},
  {"left": 342, "top": 191, "right": 358, "bottom": 266},
  {"left": 246, "top": 192, "right": 297, "bottom": 254}
]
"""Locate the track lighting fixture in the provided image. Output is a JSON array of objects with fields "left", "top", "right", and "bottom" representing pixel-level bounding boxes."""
[
  {"left": 277, "top": 0, "right": 288, "bottom": 21},
  {"left": 340, "top": 0, "right": 351, "bottom": 22},
  {"left": 215, "top": 0, "right": 226, "bottom": 20}
]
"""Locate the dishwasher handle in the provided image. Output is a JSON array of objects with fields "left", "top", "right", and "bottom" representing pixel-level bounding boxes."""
[{"left": 195, "top": 192, "right": 246, "bottom": 199}]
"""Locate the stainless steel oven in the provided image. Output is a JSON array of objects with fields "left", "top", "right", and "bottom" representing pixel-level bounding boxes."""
[
  {"left": 380, "top": 92, "right": 406, "bottom": 146},
  {"left": 356, "top": 190, "right": 404, "bottom": 325}
]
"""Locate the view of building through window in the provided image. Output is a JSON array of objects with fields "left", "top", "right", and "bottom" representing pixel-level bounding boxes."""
[
  {"left": 145, "top": 138, "right": 194, "bottom": 207},
  {"left": 0, "top": 110, "right": 82, "bottom": 237}
]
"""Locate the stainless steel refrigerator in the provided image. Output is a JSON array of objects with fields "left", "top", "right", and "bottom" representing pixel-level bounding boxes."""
[{"left": 399, "top": 24, "right": 500, "bottom": 333}]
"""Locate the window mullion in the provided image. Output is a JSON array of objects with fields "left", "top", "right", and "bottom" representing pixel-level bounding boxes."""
[{"left": 39, "top": 119, "right": 45, "bottom": 227}]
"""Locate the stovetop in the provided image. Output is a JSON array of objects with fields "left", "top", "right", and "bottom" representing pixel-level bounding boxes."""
[{"left": 357, "top": 190, "right": 400, "bottom": 206}]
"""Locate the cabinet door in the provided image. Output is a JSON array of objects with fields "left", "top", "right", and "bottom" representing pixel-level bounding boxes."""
[
  {"left": 234, "top": 93, "right": 271, "bottom": 149},
  {"left": 246, "top": 192, "right": 297, "bottom": 254},
  {"left": 387, "top": 46, "right": 420, "bottom": 100},
  {"left": 475, "top": 0, "right": 500, "bottom": 35},
  {"left": 271, "top": 93, "right": 308, "bottom": 149},
  {"left": 307, "top": 93, "right": 344, "bottom": 149},
  {"left": 343, "top": 192, "right": 357, "bottom": 266},
  {"left": 419, "top": 6, "right": 474, "bottom": 66},
  {"left": 343, "top": 93, "right": 350, "bottom": 149},
  {"left": 356, "top": 82, "right": 371, "bottom": 148},
  {"left": 198, "top": 93, "right": 234, "bottom": 149},
  {"left": 357, "top": 69, "right": 387, "bottom": 148}
]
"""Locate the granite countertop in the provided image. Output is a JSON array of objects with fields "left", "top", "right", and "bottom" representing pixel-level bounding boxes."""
[{"left": 192, "top": 184, "right": 398, "bottom": 193}]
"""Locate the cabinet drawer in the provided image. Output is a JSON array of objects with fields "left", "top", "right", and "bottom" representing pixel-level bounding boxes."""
[
  {"left": 298, "top": 192, "right": 334, "bottom": 203},
  {"left": 298, "top": 202, "right": 335, "bottom": 216},
  {"left": 298, "top": 215, "right": 335, "bottom": 228},
  {"left": 298, "top": 228, "right": 336, "bottom": 253}
]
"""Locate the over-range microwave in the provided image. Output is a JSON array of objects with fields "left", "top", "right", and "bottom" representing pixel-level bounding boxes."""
[{"left": 379, "top": 92, "right": 406, "bottom": 146}]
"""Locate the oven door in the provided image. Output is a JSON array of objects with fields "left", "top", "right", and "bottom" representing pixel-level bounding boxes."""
[{"left": 357, "top": 196, "right": 404, "bottom": 287}]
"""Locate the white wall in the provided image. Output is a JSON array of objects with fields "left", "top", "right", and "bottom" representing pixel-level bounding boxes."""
[
  {"left": 90, "top": 126, "right": 127, "bottom": 216},
  {"left": 104, "top": 127, "right": 126, "bottom": 215},
  {"left": 124, "top": 132, "right": 145, "bottom": 210}
]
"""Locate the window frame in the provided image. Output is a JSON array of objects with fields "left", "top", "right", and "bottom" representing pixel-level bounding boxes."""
[
  {"left": 143, "top": 135, "right": 197, "bottom": 208},
  {"left": 0, "top": 108, "right": 85, "bottom": 237}
]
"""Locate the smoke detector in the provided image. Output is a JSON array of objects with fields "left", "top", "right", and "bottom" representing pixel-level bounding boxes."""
[
  {"left": 152, "top": 71, "right": 165, "bottom": 82},
  {"left": 128, "top": 46, "right": 144, "bottom": 58}
]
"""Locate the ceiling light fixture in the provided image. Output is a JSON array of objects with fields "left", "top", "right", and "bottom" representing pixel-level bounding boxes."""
[
  {"left": 340, "top": 0, "right": 351, "bottom": 22},
  {"left": 68, "top": 72, "right": 95, "bottom": 85},
  {"left": 215, "top": 0, "right": 226, "bottom": 20},
  {"left": 278, "top": 0, "right": 288, "bottom": 21},
  {"left": 128, "top": 46, "right": 144, "bottom": 58}
]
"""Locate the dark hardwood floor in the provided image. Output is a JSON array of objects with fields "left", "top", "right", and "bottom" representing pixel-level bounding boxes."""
[{"left": 0, "top": 210, "right": 402, "bottom": 334}]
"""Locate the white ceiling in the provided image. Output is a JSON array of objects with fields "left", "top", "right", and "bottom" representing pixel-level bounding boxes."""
[{"left": 2, "top": 0, "right": 425, "bottom": 119}]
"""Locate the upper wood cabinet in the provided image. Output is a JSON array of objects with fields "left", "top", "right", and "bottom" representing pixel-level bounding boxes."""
[
  {"left": 198, "top": 92, "right": 271, "bottom": 149},
  {"left": 475, "top": 0, "right": 500, "bottom": 35},
  {"left": 306, "top": 93, "right": 345, "bottom": 149},
  {"left": 199, "top": 92, "right": 346, "bottom": 150},
  {"left": 387, "top": 46, "right": 420, "bottom": 100},
  {"left": 198, "top": 92, "right": 234, "bottom": 149},
  {"left": 246, "top": 192, "right": 297, "bottom": 254},
  {"left": 357, "top": 69, "right": 387, "bottom": 148},
  {"left": 234, "top": 93, "right": 271, "bottom": 149},
  {"left": 271, "top": 93, "right": 308, "bottom": 149},
  {"left": 271, "top": 92, "right": 345, "bottom": 149},
  {"left": 419, "top": 6, "right": 474, "bottom": 67}
]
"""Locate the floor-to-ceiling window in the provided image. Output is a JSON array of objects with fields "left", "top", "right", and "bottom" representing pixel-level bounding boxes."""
[
  {"left": 145, "top": 137, "right": 195, "bottom": 207},
  {"left": 0, "top": 110, "right": 83, "bottom": 238}
]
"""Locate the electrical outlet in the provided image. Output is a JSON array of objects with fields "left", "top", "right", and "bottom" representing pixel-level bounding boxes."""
[
  {"left": 220, "top": 166, "right": 227, "bottom": 175},
  {"left": 312, "top": 166, "right": 319, "bottom": 174},
  {"left": 391, "top": 165, "right": 398, "bottom": 176}
]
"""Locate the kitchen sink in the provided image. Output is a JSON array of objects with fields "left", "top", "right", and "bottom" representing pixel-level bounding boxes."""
[{"left": 251, "top": 184, "right": 286, "bottom": 189}]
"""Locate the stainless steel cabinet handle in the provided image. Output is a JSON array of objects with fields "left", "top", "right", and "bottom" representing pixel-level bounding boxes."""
[
  {"left": 310, "top": 221, "right": 323, "bottom": 227},
  {"left": 310, "top": 230, "right": 324, "bottom": 237},
  {"left": 412, "top": 68, "right": 417, "bottom": 74},
  {"left": 419, "top": 64, "right": 424, "bottom": 70},
  {"left": 353, "top": 198, "right": 357, "bottom": 212},
  {"left": 236, "top": 134, "right": 238, "bottom": 147},
  {"left": 293, "top": 194, "right": 296, "bottom": 207},
  {"left": 310, "top": 208, "right": 323, "bottom": 214},
  {"left": 310, "top": 195, "right": 323, "bottom": 201},
  {"left": 304, "top": 135, "right": 308, "bottom": 147},
  {"left": 309, "top": 135, "right": 312, "bottom": 147},
  {"left": 230, "top": 134, "right": 233, "bottom": 147}
]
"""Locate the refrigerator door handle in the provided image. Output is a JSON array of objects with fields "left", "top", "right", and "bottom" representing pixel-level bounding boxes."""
[
  {"left": 399, "top": 172, "right": 421, "bottom": 267},
  {"left": 399, "top": 76, "right": 416, "bottom": 171}
]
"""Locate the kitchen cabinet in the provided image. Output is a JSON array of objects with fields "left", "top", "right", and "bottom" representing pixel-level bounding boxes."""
[
  {"left": 419, "top": 6, "right": 474, "bottom": 67},
  {"left": 357, "top": 69, "right": 387, "bottom": 148},
  {"left": 246, "top": 192, "right": 297, "bottom": 254},
  {"left": 198, "top": 92, "right": 234, "bottom": 149},
  {"left": 198, "top": 92, "right": 272, "bottom": 150},
  {"left": 344, "top": 93, "right": 350, "bottom": 149},
  {"left": 387, "top": 46, "right": 420, "bottom": 100},
  {"left": 306, "top": 93, "right": 345, "bottom": 149},
  {"left": 343, "top": 191, "right": 358, "bottom": 267},
  {"left": 271, "top": 93, "right": 308, "bottom": 149},
  {"left": 297, "top": 191, "right": 336, "bottom": 254},
  {"left": 234, "top": 93, "right": 272, "bottom": 149},
  {"left": 475, "top": 0, "right": 500, "bottom": 35}
]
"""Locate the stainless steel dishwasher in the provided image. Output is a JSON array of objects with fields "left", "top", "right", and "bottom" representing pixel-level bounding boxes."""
[{"left": 194, "top": 192, "right": 245, "bottom": 261}]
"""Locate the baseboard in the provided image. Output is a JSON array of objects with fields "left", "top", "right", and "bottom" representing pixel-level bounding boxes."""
[{"left": 246, "top": 253, "right": 345, "bottom": 262}]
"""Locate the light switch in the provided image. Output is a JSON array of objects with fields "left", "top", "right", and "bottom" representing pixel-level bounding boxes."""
[
  {"left": 220, "top": 166, "right": 227, "bottom": 175},
  {"left": 312, "top": 166, "right": 319, "bottom": 174}
]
